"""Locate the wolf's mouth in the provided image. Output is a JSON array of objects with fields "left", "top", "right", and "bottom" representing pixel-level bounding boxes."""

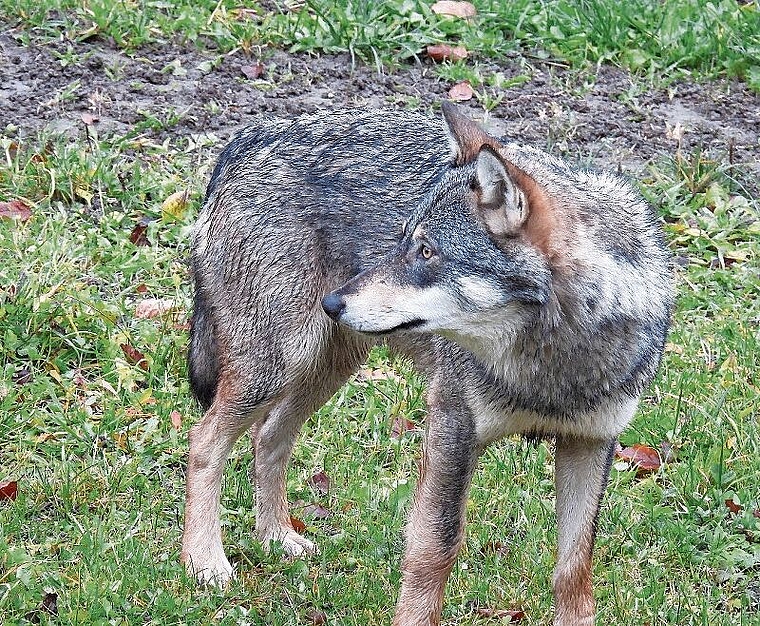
[{"left": 361, "top": 318, "right": 426, "bottom": 336}]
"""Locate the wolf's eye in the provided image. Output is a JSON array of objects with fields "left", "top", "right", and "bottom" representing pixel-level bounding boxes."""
[{"left": 420, "top": 244, "right": 434, "bottom": 260}]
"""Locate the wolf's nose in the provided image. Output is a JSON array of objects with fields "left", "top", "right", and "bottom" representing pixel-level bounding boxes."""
[{"left": 321, "top": 293, "right": 345, "bottom": 321}]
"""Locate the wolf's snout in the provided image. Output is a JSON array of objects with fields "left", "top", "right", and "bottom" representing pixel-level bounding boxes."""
[{"left": 321, "top": 292, "right": 346, "bottom": 321}]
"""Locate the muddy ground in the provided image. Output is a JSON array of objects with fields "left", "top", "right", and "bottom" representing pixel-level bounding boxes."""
[{"left": 1, "top": 31, "right": 758, "bottom": 188}]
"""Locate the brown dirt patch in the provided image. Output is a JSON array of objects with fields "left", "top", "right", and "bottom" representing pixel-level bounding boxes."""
[{"left": 1, "top": 32, "right": 758, "bottom": 188}]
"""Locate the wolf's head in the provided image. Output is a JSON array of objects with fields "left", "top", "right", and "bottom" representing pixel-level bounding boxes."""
[{"left": 321, "top": 104, "right": 560, "bottom": 346}]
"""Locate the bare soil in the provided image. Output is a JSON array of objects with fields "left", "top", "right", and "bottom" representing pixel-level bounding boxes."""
[{"left": 1, "top": 32, "right": 758, "bottom": 186}]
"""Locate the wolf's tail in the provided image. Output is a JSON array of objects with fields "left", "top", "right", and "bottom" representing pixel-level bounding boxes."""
[{"left": 188, "top": 284, "right": 219, "bottom": 412}]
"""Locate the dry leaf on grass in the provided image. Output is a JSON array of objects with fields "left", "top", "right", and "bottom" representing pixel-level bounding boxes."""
[
  {"left": 725, "top": 498, "right": 742, "bottom": 515},
  {"left": 120, "top": 343, "right": 149, "bottom": 371},
  {"left": 427, "top": 44, "right": 469, "bottom": 62},
  {"left": 303, "top": 503, "right": 332, "bottom": 520},
  {"left": 356, "top": 367, "right": 404, "bottom": 383},
  {"left": 431, "top": 1, "right": 477, "bottom": 18},
  {"left": 391, "top": 416, "right": 420, "bottom": 439},
  {"left": 448, "top": 81, "right": 474, "bottom": 101},
  {"left": 0, "top": 200, "right": 32, "bottom": 222},
  {"left": 0, "top": 480, "right": 18, "bottom": 501},
  {"left": 230, "top": 7, "right": 260, "bottom": 20},
  {"left": 309, "top": 471, "right": 331, "bottom": 496},
  {"left": 134, "top": 298, "right": 174, "bottom": 319},
  {"left": 241, "top": 63, "right": 265, "bottom": 80},
  {"left": 615, "top": 443, "right": 664, "bottom": 476},
  {"left": 129, "top": 217, "right": 153, "bottom": 246},
  {"left": 306, "top": 609, "right": 327, "bottom": 625},
  {"left": 81, "top": 112, "right": 99, "bottom": 125},
  {"left": 162, "top": 189, "right": 190, "bottom": 220},
  {"left": 475, "top": 606, "right": 526, "bottom": 621}
]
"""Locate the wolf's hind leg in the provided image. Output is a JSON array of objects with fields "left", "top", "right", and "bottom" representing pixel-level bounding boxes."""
[
  {"left": 253, "top": 334, "right": 366, "bottom": 557},
  {"left": 552, "top": 435, "right": 616, "bottom": 626},
  {"left": 181, "top": 392, "right": 265, "bottom": 586}
]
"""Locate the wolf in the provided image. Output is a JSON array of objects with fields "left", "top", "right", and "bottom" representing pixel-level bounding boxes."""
[{"left": 181, "top": 103, "right": 673, "bottom": 625}]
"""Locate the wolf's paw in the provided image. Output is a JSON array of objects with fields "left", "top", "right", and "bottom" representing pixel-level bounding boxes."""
[
  {"left": 182, "top": 546, "right": 234, "bottom": 587},
  {"left": 261, "top": 527, "right": 319, "bottom": 558}
]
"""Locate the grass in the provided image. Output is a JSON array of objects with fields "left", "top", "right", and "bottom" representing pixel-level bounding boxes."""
[
  {"left": 1, "top": 1, "right": 760, "bottom": 625},
  {"left": 1, "top": 0, "right": 759, "bottom": 87}
]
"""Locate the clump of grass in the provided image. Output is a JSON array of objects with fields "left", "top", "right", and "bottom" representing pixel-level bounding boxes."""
[{"left": 1, "top": 0, "right": 758, "bottom": 88}]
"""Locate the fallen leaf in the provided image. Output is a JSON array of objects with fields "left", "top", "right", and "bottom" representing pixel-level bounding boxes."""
[
  {"left": 309, "top": 471, "right": 331, "bottom": 496},
  {"left": 230, "top": 7, "right": 260, "bottom": 20},
  {"left": 725, "top": 498, "right": 742, "bottom": 515},
  {"left": 664, "top": 342, "right": 683, "bottom": 354},
  {"left": 81, "top": 112, "right": 99, "bottom": 125},
  {"left": 0, "top": 480, "right": 18, "bottom": 501},
  {"left": 431, "top": 1, "right": 477, "bottom": 18},
  {"left": 241, "top": 63, "right": 265, "bottom": 80},
  {"left": 120, "top": 343, "right": 149, "bottom": 371},
  {"left": 170, "top": 410, "right": 182, "bottom": 430},
  {"left": 480, "top": 540, "right": 510, "bottom": 557},
  {"left": 12, "top": 367, "right": 32, "bottom": 385},
  {"left": 391, "top": 416, "right": 420, "bottom": 439},
  {"left": 5, "top": 140, "right": 19, "bottom": 161},
  {"left": 134, "top": 298, "right": 174, "bottom": 319},
  {"left": 356, "top": 367, "right": 404, "bottom": 384},
  {"left": 129, "top": 217, "right": 153, "bottom": 246},
  {"left": 306, "top": 609, "right": 327, "bottom": 625},
  {"left": 0, "top": 200, "right": 32, "bottom": 222},
  {"left": 72, "top": 370, "right": 87, "bottom": 388},
  {"left": 754, "top": 509, "right": 760, "bottom": 519},
  {"left": 475, "top": 607, "right": 525, "bottom": 621},
  {"left": 41, "top": 591, "right": 58, "bottom": 616},
  {"left": 112, "top": 432, "right": 128, "bottom": 450},
  {"left": 448, "top": 80, "right": 474, "bottom": 102},
  {"left": 303, "top": 503, "right": 332, "bottom": 520},
  {"left": 426, "top": 44, "right": 468, "bottom": 62},
  {"left": 24, "top": 590, "right": 58, "bottom": 623},
  {"left": 135, "top": 283, "right": 148, "bottom": 294},
  {"left": 161, "top": 189, "right": 190, "bottom": 220},
  {"left": 615, "top": 443, "right": 662, "bottom": 475},
  {"left": 290, "top": 515, "right": 306, "bottom": 533}
]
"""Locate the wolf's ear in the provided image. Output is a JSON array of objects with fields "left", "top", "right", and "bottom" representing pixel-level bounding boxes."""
[
  {"left": 474, "top": 145, "right": 530, "bottom": 237},
  {"left": 442, "top": 102, "right": 499, "bottom": 166}
]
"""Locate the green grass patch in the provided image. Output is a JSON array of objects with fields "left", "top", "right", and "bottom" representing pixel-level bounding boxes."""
[{"left": 1, "top": 0, "right": 759, "bottom": 87}]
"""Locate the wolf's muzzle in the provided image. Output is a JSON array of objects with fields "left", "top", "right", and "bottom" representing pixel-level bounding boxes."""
[{"left": 321, "top": 292, "right": 345, "bottom": 321}]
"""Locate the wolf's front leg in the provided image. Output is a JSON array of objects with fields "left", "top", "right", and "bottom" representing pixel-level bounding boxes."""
[
  {"left": 552, "top": 435, "right": 617, "bottom": 626},
  {"left": 393, "top": 397, "right": 480, "bottom": 626}
]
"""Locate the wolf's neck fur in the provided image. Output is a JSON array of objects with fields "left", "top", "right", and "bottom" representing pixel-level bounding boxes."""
[{"left": 452, "top": 265, "right": 665, "bottom": 419}]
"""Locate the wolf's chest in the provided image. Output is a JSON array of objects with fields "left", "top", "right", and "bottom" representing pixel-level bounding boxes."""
[{"left": 467, "top": 390, "right": 640, "bottom": 446}]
